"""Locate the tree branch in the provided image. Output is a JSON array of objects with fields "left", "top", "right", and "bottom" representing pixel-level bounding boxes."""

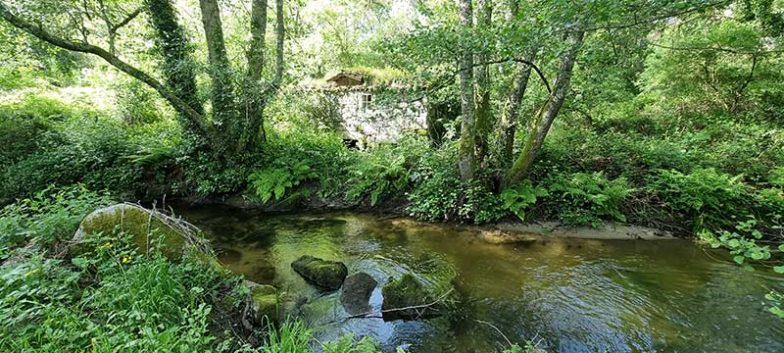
[
  {"left": 111, "top": 7, "right": 143, "bottom": 32},
  {"left": 0, "top": 2, "right": 211, "bottom": 137},
  {"left": 648, "top": 41, "right": 784, "bottom": 55}
]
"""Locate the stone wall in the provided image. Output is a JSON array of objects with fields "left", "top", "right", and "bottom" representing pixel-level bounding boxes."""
[{"left": 336, "top": 90, "right": 427, "bottom": 144}]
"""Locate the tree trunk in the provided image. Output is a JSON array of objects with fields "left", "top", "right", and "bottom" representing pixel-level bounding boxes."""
[
  {"left": 274, "top": 0, "right": 285, "bottom": 86},
  {"left": 497, "top": 49, "right": 536, "bottom": 174},
  {"left": 199, "top": 0, "right": 238, "bottom": 148},
  {"left": 144, "top": 0, "right": 206, "bottom": 137},
  {"left": 505, "top": 30, "right": 585, "bottom": 185},
  {"left": 474, "top": 0, "right": 492, "bottom": 166},
  {"left": 241, "top": 0, "right": 268, "bottom": 151},
  {"left": 457, "top": 0, "right": 476, "bottom": 181}
]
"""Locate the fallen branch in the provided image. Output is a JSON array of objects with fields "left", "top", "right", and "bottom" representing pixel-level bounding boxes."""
[{"left": 344, "top": 288, "right": 454, "bottom": 321}]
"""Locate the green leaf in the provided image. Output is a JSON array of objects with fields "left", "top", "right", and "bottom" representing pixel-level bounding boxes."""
[
  {"left": 733, "top": 255, "right": 745, "bottom": 264},
  {"left": 774, "top": 266, "right": 784, "bottom": 274}
]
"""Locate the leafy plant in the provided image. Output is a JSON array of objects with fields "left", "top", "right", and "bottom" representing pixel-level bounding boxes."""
[
  {"left": 650, "top": 168, "right": 751, "bottom": 229},
  {"left": 0, "top": 185, "right": 111, "bottom": 256},
  {"left": 547, "top": 172, "right": 632, "bottom": 227},
  {"left": 346, "top": 137, "right": 428, "bottom": 206},
  {"left": 501, "top": 181, "right": 549, "bottom": 221},
  {"left": 698, "top": 217, "right": 773, "bottom": 266},
  {"left": 249, "top": 162, "right": 315, "bottom": 203}
]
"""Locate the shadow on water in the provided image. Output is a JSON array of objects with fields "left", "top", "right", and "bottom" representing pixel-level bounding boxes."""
[{"left": 180, "top": 207, "right": 784, "bottom": 353}]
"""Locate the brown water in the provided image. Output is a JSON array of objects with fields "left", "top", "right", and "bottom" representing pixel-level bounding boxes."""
[{"left": 181, "top": 208, "right": 784, "bottom": 353}]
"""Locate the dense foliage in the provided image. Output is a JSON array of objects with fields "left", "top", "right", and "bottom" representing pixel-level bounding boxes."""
[{"left": 1, "top": 0, "right": 784, "bottom": 349}]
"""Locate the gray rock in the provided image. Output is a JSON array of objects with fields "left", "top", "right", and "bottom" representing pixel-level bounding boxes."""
[{"left": 340, "top": 272, "right": 378, "bottom": 315}]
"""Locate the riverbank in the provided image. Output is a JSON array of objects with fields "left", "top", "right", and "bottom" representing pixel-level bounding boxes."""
[{"left": 178, "top": 193, "right": 680, "bottom": 242}]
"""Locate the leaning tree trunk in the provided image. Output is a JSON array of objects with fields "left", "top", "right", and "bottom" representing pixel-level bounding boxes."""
[
  {"left": 497, "top": 49, "right": 536, "bottom": 174},
  {"left": 457, "top": 0, "right": 476, "bottom": 181},
  {"left": 145, "top": 0, "right": 206, "bottom": 138},
  {"left": 505, "top": 30, "right": 585, "bottom": 185}
]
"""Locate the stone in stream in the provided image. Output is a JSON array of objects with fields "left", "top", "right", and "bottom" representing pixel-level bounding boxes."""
[
  {"left": 291, "top": 255, "right": 348, "bottom": 290},
  {"left": 340, "top": 272, "right": 378, "bottom": 315},
  {"left": 381, "top": 273, "right": 444, "bottom": 321},
  {"left": 246, "top": 281, "right": 280, "bottom": 323}
]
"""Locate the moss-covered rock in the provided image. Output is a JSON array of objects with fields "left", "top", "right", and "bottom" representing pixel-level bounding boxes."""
[
  {"left": 340, "top": 272, "right": 377, "bottom": 315},
  {"left": 381, "top": 273, "right": 443, "bottom": 320},
  {"left": 247, "top": 281, "right": 279, "bottom": 323},
  {"left": 291, "top": 255, "right": 347, "bottom": 291},
  {"left": 72, "top": 204, "right": 189, "bottom": 260}
]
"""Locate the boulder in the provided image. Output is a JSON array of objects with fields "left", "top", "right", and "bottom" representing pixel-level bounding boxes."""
[
  {"left": 381, "top": 273, "right": 443, "bottom": 320},
  {"left": 70, "top": 203, "right": 205, "bottom": 262},
  {"left": 246, "top": 281, "right": 279, "bottom": 323},
  {"left": 291, "top": 255, "right": 347, "bottom": 290},
  {"left": 340, "top": 272, "right": 378, "bottom": 315}
]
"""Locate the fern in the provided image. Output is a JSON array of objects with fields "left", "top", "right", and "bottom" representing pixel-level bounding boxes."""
[
  {"left": 501, "top": 180, "right": 549, "bottom": 221},
  {"left": 248, "top": 162, "right": 314, "bottom": 203}
]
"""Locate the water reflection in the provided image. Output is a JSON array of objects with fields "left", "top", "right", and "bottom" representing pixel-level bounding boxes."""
[{"left": 181, "top": 207, "right": 784, "bottom": 353}]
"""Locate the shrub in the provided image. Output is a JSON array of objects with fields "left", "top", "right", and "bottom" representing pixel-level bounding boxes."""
[
  {"left": 0, "top": 185, "right": 111, "bottom": 257},
  {"left": 649, "top": 168, "right": 751, "bottom": 229},
  {"left": 547, "top": 172, "right": 632, "bottom": 227},
  {"left": 249, "top": 163, "right": 315, "bottom": 203},
  {"left": 406, "top": 143, "right": 462, "bottom": 222},
  {"left": 247, "top": 131, "right": 352, "bottom": 202},
  {"left": 346, "top": 136, "right": 428, "bottom": 206}
]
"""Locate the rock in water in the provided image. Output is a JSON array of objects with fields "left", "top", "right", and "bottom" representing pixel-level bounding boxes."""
[
  {"left": 291, "top": 255, "right": 348, "bottom": 290},
  {"left": 381, "top": 273, "right": 443, "bottom": 320},
  {"left": 246, "top": 281, "right": 279, "bottom": 323},
  {"left": 340, "top": 272, "right": 378, "bottom": 315}
]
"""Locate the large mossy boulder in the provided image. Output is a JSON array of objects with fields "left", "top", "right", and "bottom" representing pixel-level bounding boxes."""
[
  {"left": 340, "top": 272, "right": 377, "bottom": 315},
  {"left": 291, "top": 255, "right": 347, "bottom": 291},
  {"left": 381, "top": 273, "right": 444, "bottom": 321},
  {"left": 72, "top": 204, "right": 192, "bottom": 261},
  {"left": 246, "top": 281, "right": 280, "bottom": 323}
]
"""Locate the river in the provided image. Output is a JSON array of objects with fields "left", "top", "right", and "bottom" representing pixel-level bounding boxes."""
[{"left": 181, "top": 207, "right": 784, "bottom": 353}]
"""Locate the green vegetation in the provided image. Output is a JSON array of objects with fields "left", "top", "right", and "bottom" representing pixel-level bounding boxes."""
[{"left": 1, "top": 0, "right": 784, "bottom": 350}]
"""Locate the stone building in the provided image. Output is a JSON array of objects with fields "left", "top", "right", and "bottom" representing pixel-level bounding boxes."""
[{"left": 305, "top": 72, "right": 428, "bottom": 145}]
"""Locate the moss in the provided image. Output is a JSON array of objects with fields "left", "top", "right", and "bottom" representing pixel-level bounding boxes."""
[
  {"left": 249, "top": 283, "right": 279, "bottom": 322},
  {"left": 381, "top": 273, "right": 442, "bottom": 320},
  {"left": 73, "top": 204, "right": 186, "bottom": 260},
  {"left": 290, "top": 255, "right": 347, "bottom": 291}
]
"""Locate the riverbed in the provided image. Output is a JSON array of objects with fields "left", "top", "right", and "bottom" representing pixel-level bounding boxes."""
[{"left": 181, "top": 207, "right": 784, "bottom": 353}]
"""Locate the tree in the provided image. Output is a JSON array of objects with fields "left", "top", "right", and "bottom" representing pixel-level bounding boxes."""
[
  {"left": 457, "top": 0, "right": 476, "bottom": 181},
  {"left": 0, "top": 0, "right": 286, "bottom": 156}
]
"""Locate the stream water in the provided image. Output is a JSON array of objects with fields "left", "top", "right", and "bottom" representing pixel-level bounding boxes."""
[{"left": 181, "top": 207, "right": 784, "bottom": 353}]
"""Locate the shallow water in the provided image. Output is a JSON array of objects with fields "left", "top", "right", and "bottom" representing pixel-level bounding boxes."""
[{"left": 181, "top": 208, "right": 784, "bottom": 353}]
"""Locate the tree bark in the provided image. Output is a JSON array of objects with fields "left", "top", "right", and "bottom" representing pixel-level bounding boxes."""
[
  {"left": 199, "top": 0, "right": 237, "bottom": 144},
  {"left": 457, "top": 0, "right": 476, "bottom": 181},
  {"left": 474, "top": 0, "right": 492, "bottom": 165},
  {"left": 274, "top": 0, "right": 284, "bottom": 86},
  {"left": 497, "top": 49, "right": 536, "bottom": 173},
  {"left": 144, "top": 0, "right": 207, "bottom": 137},
  {"left": 241, "top": 0, "right": 269, "bottom": 151},
  {"left": 505, "top": 30, "right": 585, "bottom": 184}
]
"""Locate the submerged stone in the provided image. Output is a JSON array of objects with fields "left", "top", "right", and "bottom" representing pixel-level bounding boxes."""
[
  {"left": 247, "top": 281, "right": 279, "bottom": 323},
  {"left": 291, "top": 255, "right": 348, "bottom": 290},
  {"left": 340, "top": 272, "right": 378, "bottom": 315},
  {"left": 381, "top": 273, "right": 443, "bottom": 320}
]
